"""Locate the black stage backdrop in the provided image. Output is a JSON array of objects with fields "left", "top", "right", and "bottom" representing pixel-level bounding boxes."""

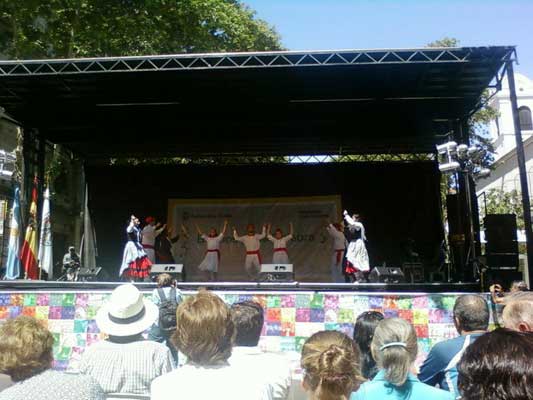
[{"left": 86, "top": 161, "right": 444, "bottom": 280}]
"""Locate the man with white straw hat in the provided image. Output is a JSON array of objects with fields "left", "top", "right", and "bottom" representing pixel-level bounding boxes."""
[{"left": 79, "top": 284, "right": 173, "bottom": 396}]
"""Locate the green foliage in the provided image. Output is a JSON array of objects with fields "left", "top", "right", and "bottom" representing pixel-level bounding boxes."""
[
  {"left": 426, "top": 37, "right": 460, "bottom": 47},
  {"left": 0, "top": 0, "right": 283, "bottom": 59},
  {"left": 483, "top": 188, "right": 524, "bottom": 229}
]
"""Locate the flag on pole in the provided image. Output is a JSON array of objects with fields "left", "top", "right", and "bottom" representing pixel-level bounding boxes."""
[
  {"left": 20, "top": 176, "right": 39, "bottom": 280},
  {"left": 5, "top": 187, "right": 21, "bottom": 280},
  {"left": 38, "top": 186, "right": 53, "bottom": 279},
  {"left": 80, "top": 183, "right": 97, "bottom": 270}
]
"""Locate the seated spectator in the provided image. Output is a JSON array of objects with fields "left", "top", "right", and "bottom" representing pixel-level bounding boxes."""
[
  {"left": 418, "top": 294, "right": 488, "bottom": 397},
  {"left": 229, "top": 301, "right": 292, "bottom": 400},
  {"left": 353, "top": 311, "right": 384, "bottom": 379},
  {"left": 0, "top": 316, "right": 104, "bottom": 400},
  {"left": 489, "top": 280, "right": 528, "bottom": 305},
  {"left": 151, "top": 290, "right": 271, "bottom": 400},
  {"left": 351, "top": 318, "right": 453, "bottom": 400},
  {"left": 79, "top": 284, "right": 172, "bottom": 396},
  {"left": 458, "top": 328, "right": 533, "bottom": 400},
  {"left": 148, "top": 273, "right": 183, "bottom": 365},
  {"left": 301, "top": 330, "right": 364, "bottom": 400},
  {"left": 502, "top": 291, "right": 533, "bottom": 332}
]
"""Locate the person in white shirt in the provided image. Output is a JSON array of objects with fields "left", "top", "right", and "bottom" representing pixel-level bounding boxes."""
[
  {"left": 142, "top": 216, "right": 166, "bottom": 263},
  {"left": 80, "top": 284, "right": 173, "bottom": 396},
  {"left": 196, "top": 220, "right": 228, "bottom": 281},
  {"left": 267, "top": 223, "right": 293, "bottom": 264},
  {"left": 229, "top": 301, "right": 292, "bottom": 400},
  {"left": 151, "top": 290, "right": 272, "bottom": 400},
  {"left": 326, "top": 221, "right": 347, "bottom": 283},
  {"left": 233, "top": 223, "right": 267, "bottom": 280},
  {"left": 343, "top": 210, "right": 369, "bottom": 283}
]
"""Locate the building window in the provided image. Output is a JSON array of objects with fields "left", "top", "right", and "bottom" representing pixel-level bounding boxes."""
[{"left": 519, "top": 106, "right": 533, "bottom": 131}]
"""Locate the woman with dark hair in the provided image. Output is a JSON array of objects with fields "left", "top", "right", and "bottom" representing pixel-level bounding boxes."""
[
  {"left": 458, "top": 328, "right": 533, "bottom": 400},
  {"left": 119, "top": 215, "right": 152, "bottom": 281},
  {"left": 353, "top": 311, "right": 384, "bottom": 379}
]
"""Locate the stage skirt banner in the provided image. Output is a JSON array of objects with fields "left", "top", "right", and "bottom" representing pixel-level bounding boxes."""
[{"left": 167, "top": 196, "right": 342, "bottom": 281}]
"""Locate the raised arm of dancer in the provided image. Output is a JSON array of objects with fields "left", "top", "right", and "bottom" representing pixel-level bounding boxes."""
[
  {"left": 127, "top": 216, "right": 135, "bottom": 233},
  {"left": 169, "top": 227, "right": 180, "bottom": 243},
  {"left": 221, "top": 220, "right": 228, "bottom": 236},
  {"left": 287, "top": 222, "right": 294, "bottom": 239},
  {"left": 179, "top": 224, "right": 189, "bottom": 239},
  {"left": 267, "top": 223, "right": 275, "bottom": 241},
  {"left": 195, "top": 223, "right": 203, "bottom": 236},
  {"left": 257, "top": 224, "right": 267, "bottom": 240},
  {"left": 233, "top": 227, "right": 244, "bottom": 242},
  {"left": 155, "top": 223, "right": 167, "bottom": 236},
  {"left": 343, "top": 211, "right": 363, "bottom": 230}
]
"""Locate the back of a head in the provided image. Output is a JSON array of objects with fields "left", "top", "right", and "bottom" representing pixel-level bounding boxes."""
[
  {"left": 0, "top": 316, "right": 54, "bottom": 382},
  {"left": 453, "top": 294, "right": 489, "bottom": 332},
  {"left": 172, "top": 290, "right": 234, "bottom": 366},
  {"left": 511, "top": 280, "right": 528, "bottom": 292},
  {"left": 156, "top": 273, "right": 174, "bottom": 288},
  {"left": 230, "top": 301, "right": 264, "bottom": 347},
  {"left": 458, "top": 328, "right": 533, "bottom": 400},
  {"left": 371, "top": 318, "right": 417, "bottom": 387},
  {"left": 502, "top": 292, "right": 533, "bottom": 332},
  {"left": 353, "top": 311, "right": 384, "bottom": 379},
  {"left": 301, "top": 330, "right": 363, "bottom": 400}
]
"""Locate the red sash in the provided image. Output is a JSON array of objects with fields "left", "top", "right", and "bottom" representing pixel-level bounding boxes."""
[
  {"left": 207, "top": 249, "right": 221, "bottom": 262},
  {"left": 274, "top": 248, "right": 288, "bottom": 253},
  {"left": 246, "top": 250, "right": 262, "bottom": 264},
  {"left": 335, "top": 249, "right": 344, "bottom": 264}
]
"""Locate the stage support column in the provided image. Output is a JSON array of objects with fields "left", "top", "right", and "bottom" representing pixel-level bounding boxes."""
[{"left": 507, "top": 60, "right": 533, "bottom": 286}]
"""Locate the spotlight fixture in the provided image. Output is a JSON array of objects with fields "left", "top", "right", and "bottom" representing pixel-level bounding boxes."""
[{"left": 439, "top": 161, "right": 461, "bottom": 173}]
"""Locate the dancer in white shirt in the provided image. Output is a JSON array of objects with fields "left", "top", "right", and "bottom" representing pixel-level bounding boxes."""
[
  {"left": 142, "top": 217, "right": 166, "bottom": 263},
  {"left": 343, "top": 210, "right": 369, "bottom": 283},
  {"left": 233, "top": 224, "right": 267, "bottom": 280},
  {"left": 326, "top": 221, "right": 347, "bottom": 283},
  {"left": 196, "top": 220, "right": 228, "bottom": 281},
  {"left": 267, "top": 223, "right": 293, "bottom": 264}
]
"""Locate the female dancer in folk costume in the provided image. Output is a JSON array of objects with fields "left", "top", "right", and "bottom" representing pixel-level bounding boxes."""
[
  {"left": 326, "top": 220, "right": 347, "bottom": 283},
  {"left": 267, "top": 222, "right": 294, "bottom": 264},
  {"left": 120, "top": 215, "right": 152, "bottom": 281},
  {"left": 343, "top": 210, "right": 369, "bottom": 283},
  {"left": 196, "top": 220, "right": 228, "bottom": 281},
  {"left": 233, "top": 223, "right": 267, "bottom": 280}
]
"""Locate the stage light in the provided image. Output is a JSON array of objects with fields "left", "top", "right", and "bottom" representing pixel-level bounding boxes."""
[
  {"left": 439, "top": 161, "right": 461, "bottom": 173},
  {"left": 456, "top": 144, "right": 469, "bottom": 160},
  {"left": 436, "top": 141, "right": 457, "bottom": 155},
  {"left": 467, "top": 146, "right": 480, "bottom": 158},
  {"left": 475, "top": 168, "right": 491, "bottom": 179}
]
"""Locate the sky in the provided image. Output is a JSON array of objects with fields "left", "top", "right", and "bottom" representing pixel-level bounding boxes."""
[{"left": 245, "top": 0, "right": 533, "bottom": 78}]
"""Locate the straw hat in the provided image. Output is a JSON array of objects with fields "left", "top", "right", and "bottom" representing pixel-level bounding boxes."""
[{"left": 95, "top": 284, "right": 158, "bottom": 336}]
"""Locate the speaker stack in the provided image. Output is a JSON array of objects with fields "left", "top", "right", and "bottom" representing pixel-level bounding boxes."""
[{"left": 484, "top": 214, "right": 519, "bottom": 271}]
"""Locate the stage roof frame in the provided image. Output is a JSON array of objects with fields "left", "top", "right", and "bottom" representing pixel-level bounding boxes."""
[{"left": 0, "top": 46, "right": 516, "bottom": 158}]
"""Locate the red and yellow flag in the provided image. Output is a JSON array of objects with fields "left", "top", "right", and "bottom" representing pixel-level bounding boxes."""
[{"left": 21, "top": 177, "right": 39, "bottom": 279}]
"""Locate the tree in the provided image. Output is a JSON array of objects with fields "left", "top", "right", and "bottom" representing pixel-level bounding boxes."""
[
  {"left": 0, "top": 0, "right": 283, "bottom": 59},
  {"left": 483, "top": 188, "right": 524, "bottom": 229}
]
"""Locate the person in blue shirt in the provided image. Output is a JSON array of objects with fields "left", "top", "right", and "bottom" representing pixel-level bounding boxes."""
[
  {"left": 351, "top": 318, "right": 453, "bottom": 400},
  {"left": 418, "top": 294, "right": 489, "bottom": 397}
]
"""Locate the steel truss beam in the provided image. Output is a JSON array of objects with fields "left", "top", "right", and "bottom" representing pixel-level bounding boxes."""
[
  {"left": 0, "top": 47, "right": 514, "bottom": 77},
  {"left": 110, "top": 153, "right": 435, "bottom": 166}
]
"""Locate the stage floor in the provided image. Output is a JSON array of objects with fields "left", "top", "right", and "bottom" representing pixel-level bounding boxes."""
[{"left": 0, "top": 280, "right": 480, "bottom": 293}]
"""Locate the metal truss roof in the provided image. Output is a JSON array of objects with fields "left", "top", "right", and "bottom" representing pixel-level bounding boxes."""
[{"left": 0, "top": 46, "right": 514, "bottom": 76}]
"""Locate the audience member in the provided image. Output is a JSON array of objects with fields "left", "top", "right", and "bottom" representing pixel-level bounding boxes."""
[
  {"left": 502, "top": 291, "right": 533, "bottom": 332},
  {"left": 79, "top": 284, "right": 172, "bottom": 396},
  {"left": 151, "top": 290, "right": 271, "bottom": 400},
  {"left": 229, "top": 301, "right": 292, "bottom": 400},
  {"left": 489, "top": 280, "right": 528, "bottom": 305},
  {"left": 0, "top": 316, "right": 104, "bottom": 400},
  {"left": 353, "top": 311, "right": 384, "bottom": 380},
  {"left": 148, "top": 273, "right": 183, "bottom": 365},
  {"left": 418, "top": 294, "right": 488, "bottom": 397},
  {"left": 301, "top": 330, "right": 364, "bottom": 400},
  {"left": 458, "top": 328, "right": 533, "bottom": 400},
  {"left": 351, "top": 318, "right": 453, "bottom": 400}
]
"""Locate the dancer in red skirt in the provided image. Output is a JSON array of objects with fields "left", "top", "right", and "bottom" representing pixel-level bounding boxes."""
[{"left": 119, "top": 215, "right": 152, "bottom": 281}]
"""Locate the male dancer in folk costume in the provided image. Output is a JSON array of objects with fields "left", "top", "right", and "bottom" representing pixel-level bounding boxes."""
[
  {"left": 155, "top": 224, "right": 188, "bottom": 264},
  {"left": 120, "top": 215, "right": 152, "bottom": 281},
  {"left": 343, "top": 210, "right": 369, "bottom": 283},
  {"left": 233, "top": 223, "right": 267, "bottom": 280},
  {"left": 326, "top": 220, "right": 347, "bottom": 283},
  {"left": 142, "top": 216, "right": 166, "bottom": 263},
  {"left": 267, "top": 222, "right": 294, "bottom": 264},
  {"left": 196, "top": 220, "right": 228, "bottom": 281}
]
